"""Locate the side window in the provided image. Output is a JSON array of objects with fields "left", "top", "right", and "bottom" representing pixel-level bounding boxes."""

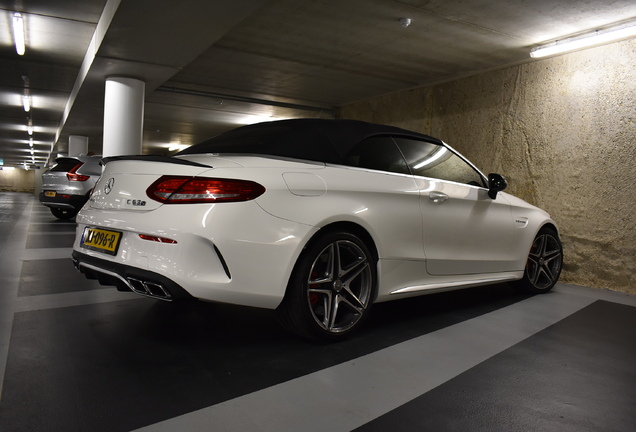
[
  {"left": 393, "top": 137, "right": 485, "bottom": 186},
  {"left": 343, "top": 136, "right": 410, "bottom": 174}
]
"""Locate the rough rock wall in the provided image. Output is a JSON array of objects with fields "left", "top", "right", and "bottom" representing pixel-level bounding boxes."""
[
  {"left": 339, "top": 39, "right": 636, "bottom": 293},
  {"left": 0, "top": 169, "right": 35, "bottom": 193}
]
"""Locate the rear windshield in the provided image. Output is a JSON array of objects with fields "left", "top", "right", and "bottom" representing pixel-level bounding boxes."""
[
  {"left": 177, "top": 119, "right": 443, "bottom": 165},
  {"left": 50, "top": 158, "right": 82, "bottom": 172},
  {"left": 179, "top": 123, "right": 342, "bottom": 164}
]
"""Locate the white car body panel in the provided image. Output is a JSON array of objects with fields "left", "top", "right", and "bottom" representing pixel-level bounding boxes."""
[
  {"left": 78, "top": 159, "right": 319, "bottom": 309},
  {"left": 71, "top": 119, "right": 564, "bottom": 339},
  {"left": 74, "top": 150, "right": 555, "bottom": 310},
  {"left": 417, "top": 179, "right": 516, "bottom": 275}
]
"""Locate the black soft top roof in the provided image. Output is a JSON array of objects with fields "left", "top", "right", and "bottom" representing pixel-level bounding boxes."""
[{"left": 177, "top": 119, "right": 442, "bottom": 164}]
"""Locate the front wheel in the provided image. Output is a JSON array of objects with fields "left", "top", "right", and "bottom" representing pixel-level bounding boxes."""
[
  {"left": 277, "top": 231, "right": 376, "bottom": 341},
  {"left": 515, "top": 228, "right": 563, "bottom": 293}
]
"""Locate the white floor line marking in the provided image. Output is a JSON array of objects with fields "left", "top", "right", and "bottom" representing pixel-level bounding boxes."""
[
  {"left": 20, "top": 248, "right": 74, "bottom": 260},
  {"left": 28, "top": 223, "right": 75, "bottom": 226},
  {"left": 134, "top": 291, "right": 597, "bottom": 432},
  {"left": 26, "top": 231, "right": 76, "bottom": 235},
  {"left": 1, "top": 198, "right": 130, "bottom": 403},
  {"left": 13, "top": 289, "right": 140, "bottom": 313},
  {"left": 0, "top": 199, "right": 33, "bottom": 403}
]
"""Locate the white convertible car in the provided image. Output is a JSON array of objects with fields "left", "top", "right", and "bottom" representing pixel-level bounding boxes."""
[{"left": 72, "top": 119, "right": 562, "bottom": 340}]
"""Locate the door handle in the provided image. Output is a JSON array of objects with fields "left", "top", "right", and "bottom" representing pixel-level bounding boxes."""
[{"left": 429, "top": 191, "right": 449, "bottom": 203}]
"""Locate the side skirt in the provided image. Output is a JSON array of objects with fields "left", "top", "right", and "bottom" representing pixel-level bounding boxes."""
[{"left": 385, "top": 273, "right": 523, "bottom": 300}]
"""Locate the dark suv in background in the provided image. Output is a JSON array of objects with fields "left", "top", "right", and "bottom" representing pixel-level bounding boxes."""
[{"left": 39, "top": 155, "right": 102, "bottom": 219}]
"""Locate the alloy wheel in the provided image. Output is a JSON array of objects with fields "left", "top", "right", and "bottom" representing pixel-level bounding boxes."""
[
  {"left": 306, "top": 240, "right": 373, "bottom": 334},
  {"left": 526, "top": 232, "right": 562, "bottom": 290}
]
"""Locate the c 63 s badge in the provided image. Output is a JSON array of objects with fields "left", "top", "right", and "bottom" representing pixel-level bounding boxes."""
[{"left": 127, "top": 199, "right": 146, "bottom": 206}]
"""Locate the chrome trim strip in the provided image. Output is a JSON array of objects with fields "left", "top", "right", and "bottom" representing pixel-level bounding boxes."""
[{"left": 390, "top": 274, "right": 521, "bottom": 295}]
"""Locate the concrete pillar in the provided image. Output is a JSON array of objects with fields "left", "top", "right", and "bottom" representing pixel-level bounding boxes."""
[
  {"left": 103, "top": 77, "right": 145, "bottom": 157},
  {"left": 68, "top": 135, "right": 89, "bottom": 157}
]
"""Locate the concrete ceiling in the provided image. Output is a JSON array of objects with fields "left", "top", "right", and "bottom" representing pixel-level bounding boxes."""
[{"left": 1, "top": 0, "right": 636, "bottom": 168}]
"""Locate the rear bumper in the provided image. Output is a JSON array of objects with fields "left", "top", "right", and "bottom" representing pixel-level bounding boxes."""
[
  {"left": 72, "top": 250, "right": 194, "bottom": 301},
  {"left": 39, "top": 192, "right": 88, "bottom": 210}
]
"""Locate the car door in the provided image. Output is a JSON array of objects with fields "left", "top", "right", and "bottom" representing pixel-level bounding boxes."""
[
  {"left": 342, "top": 136, "right": 427, "bottom": 265},
  {"left": 393, "top": 137, "right": 517, "bottom": 276}
]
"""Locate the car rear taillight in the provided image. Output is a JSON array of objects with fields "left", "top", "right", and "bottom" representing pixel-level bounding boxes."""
[
  {"left": 67, "top": 162, "right": 90, "bottom": 181},
  {"left": 146, "top": 176, "right": 266, "bottom": 204}
]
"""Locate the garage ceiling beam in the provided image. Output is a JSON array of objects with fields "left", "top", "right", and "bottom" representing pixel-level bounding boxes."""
[{"left": 156, "top": 86, "right": 335, "bottom": 115}]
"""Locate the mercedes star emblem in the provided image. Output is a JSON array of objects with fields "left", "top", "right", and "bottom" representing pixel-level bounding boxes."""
[{"left": 104, "top": 178, "right": 115, "bottom": 195}]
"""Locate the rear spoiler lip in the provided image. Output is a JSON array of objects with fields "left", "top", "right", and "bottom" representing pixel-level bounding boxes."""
[{"left": 100, "top": 155, "right": 212, "bottom": 168}]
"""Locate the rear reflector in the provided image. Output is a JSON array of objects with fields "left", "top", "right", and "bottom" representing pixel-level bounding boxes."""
[
  {"left": 146, "top": 176, "right": 266, "bottom": 204},
  {"left": 139, "top": 234, "right": 177, "bottom": 244}
]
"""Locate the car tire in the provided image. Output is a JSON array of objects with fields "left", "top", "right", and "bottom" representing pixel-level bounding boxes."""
[
  {"left": 514, "top": 227, "right": 563, "bottom": 294},
  {"left": 50, "top": 207, "right": 78, "bottom": 220},
  {"left": 277, "top": 231, "right": 376, "bottom": 341}
]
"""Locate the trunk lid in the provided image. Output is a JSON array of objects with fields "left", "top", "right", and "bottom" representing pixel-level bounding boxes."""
[{"left": 87, "top": 156, "right": 239, "bottom": 211}]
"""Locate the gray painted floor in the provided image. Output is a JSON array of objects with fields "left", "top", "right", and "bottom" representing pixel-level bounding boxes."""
[{"left": 1, "top": 192, "right": 635, "bottom": 431}]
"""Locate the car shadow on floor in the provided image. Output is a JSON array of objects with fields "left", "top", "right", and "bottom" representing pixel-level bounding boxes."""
[{"left": 1, "top": 283, "right": 532, "bottom": 432}]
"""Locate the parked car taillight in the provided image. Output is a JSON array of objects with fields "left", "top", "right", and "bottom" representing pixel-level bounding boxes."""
[
  {"left": 66, "top": 162, "right": 90, "bottom": 181},
  {"left": 146, "top": 176, "right": 266, "bottom": 204}
]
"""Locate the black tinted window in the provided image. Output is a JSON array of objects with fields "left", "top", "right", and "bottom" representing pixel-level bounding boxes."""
[
  {"left": 394, "top": 138, "right": 484, "bottom": 186},
  {"left": 344, "top": 136, "right": 409, "bottom": 174},
  {"left": 50, "top": 158, "right": 82, "bottom": 172},
  {"left": 180, "top": 123, "right": 341, "bottom": 164}
]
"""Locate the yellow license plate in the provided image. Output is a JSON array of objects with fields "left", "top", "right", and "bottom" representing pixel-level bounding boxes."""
[
  {"left": 80, "top": 227, "right": 122, "bottom": 256},
  {"left": 44, "top": 191, "right": 56, "bottom": 197}
]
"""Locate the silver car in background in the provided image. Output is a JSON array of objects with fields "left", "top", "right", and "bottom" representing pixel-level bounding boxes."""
[{"left": 39, "top": 155, "right": 102, "bottom": 219}]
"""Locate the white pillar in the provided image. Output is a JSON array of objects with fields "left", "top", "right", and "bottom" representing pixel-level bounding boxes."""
[
  {"left": 103, "top": 77, "right": 145, "bottom": 157},
  {"left": 68, "top": 135, "right": 89, "bottom": 157}
]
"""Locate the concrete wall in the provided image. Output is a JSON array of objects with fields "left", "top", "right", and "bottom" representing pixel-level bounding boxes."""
[
  {"left": 340, "top": 38, "right": 636, "bottom": 294},
  {"left": 0, "top": 168, "right": 35, "bottom": 193}
]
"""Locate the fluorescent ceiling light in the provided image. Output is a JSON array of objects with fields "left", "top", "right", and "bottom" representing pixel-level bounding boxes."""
[
  {"left": 413, "top": 147, "right": 449, "bottom": 170},
  {"left": 13, "top": 13, "right": 25, "bottom": 56},
  {"left": 168, "top": 143, "right": 190, "bottom": 152},
  {"left": 22, "top": 94, "right": 31, "bottom": 112},
  {"left": 531, "top": 21, "right": 636, "bottom": 58}
]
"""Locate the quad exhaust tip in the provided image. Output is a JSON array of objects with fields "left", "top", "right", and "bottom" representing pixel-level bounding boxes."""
[
  {"left": 72, "top": 258, "right": 173, "bottom": 301},
  {"left": 126, "top": 277, "right": 172, "bottom": 300}
]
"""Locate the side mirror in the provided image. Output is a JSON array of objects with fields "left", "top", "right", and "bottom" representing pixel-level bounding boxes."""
[{"left": 487, "top": 173, "right": 508, "bottom": 199}]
